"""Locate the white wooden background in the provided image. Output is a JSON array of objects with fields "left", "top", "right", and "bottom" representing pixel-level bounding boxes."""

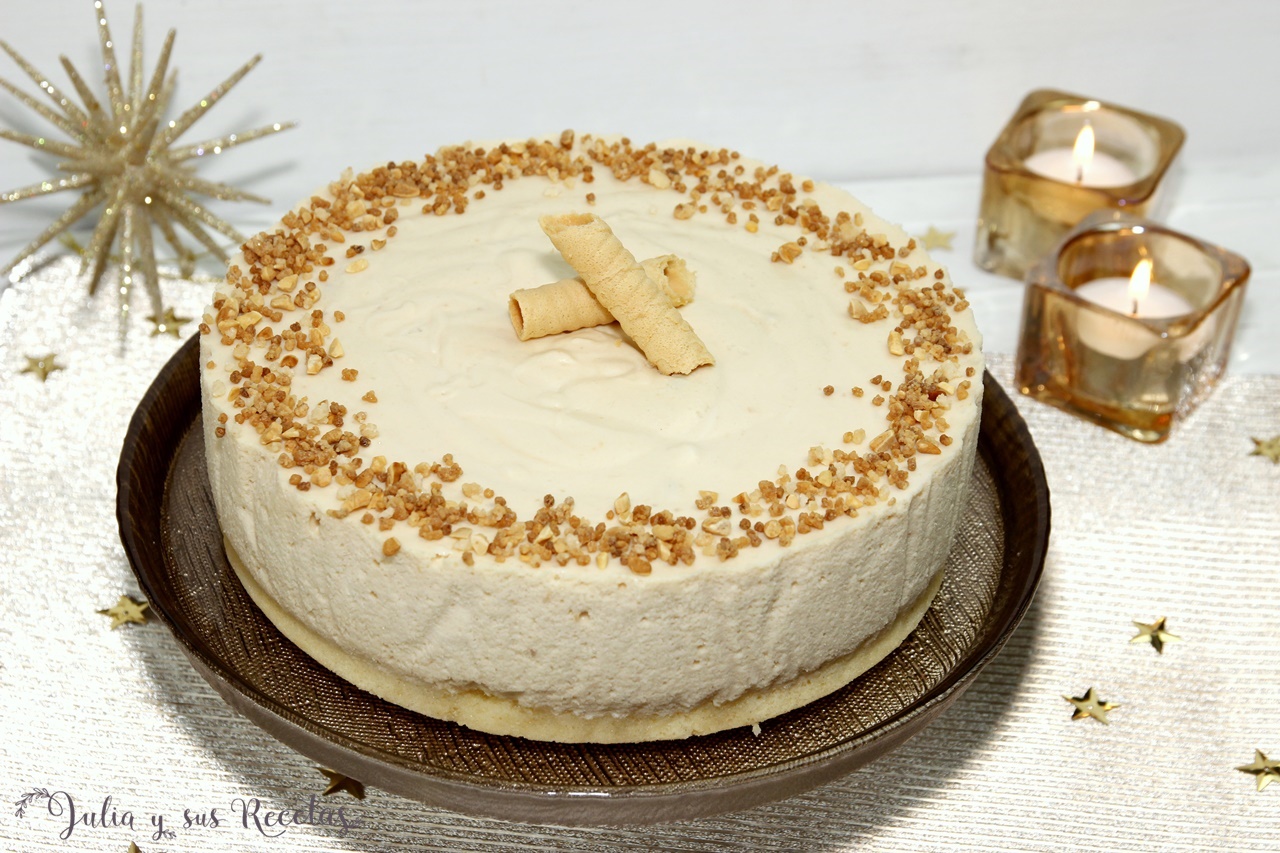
[
  {"left": 3, "top": 0, "right": 1278, "bottom": 369},
  {"left": 2, "top": 1, "right": 1277, "bottom": 185}
]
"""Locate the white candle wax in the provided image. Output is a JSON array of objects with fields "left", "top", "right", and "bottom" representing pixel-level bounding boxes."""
[
  {"left": 1074, "top": 277, "right": 1206, "bottom": 360},
  {"left": 1024, "top": 148, "right": 1137, "bottom": 187}
]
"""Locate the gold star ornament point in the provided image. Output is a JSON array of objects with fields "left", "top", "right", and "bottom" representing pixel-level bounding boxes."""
[
  {"left": 920, "top": 226, "right": 955, "bottom": 251},
  {"left": 1237, "top": 750, "right": 1280, "bottom": 791},
  {"left": 1131, "top": 616, "right": 1180, "bottom": 654},
  {"left": 319, "top": 767, "right": 365, "bottom": 799},
  {"left": 98, "top": 594, "right": 149, "bottom": 629},
  {"left": 1063, "top": 687, "right": 1119, "bottom": 724},
  {"left": 21, "top": 353, "right": 65, "bottom": 381},
  {"left": 0, "top": 2, "right": 292, "bottom": 323},
  {"left": 1250, "top": 435, "right": 1280, "bottom": 464},
  {"left": 147, "top": 306, "right": 190, "bottom": 338}
]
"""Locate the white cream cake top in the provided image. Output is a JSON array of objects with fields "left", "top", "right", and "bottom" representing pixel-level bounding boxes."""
[{"left": 202, "top": 134, "right": 982, "bottom": 573}]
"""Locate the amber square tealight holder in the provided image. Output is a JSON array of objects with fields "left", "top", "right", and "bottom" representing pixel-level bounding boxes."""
[
  {"left": 1015, "top": 212, "right": 1249, "bottom": 443},
  {"left": 976, "top": 89, "right": 1185, "bottom": 279}
]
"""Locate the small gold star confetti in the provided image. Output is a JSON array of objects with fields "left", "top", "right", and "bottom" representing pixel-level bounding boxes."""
[
  {"left": 97, "top": 595, "right": 149, "bottom": 629},
  {"left": 20, "top": 353, "right": 64, "bottom": 381},
  {"left": 1063, "top": 687, "right": 1119, "bottom": 724},
  {"left": 128, "top": 843, "right": 142, "bottom": 853},
  {"left": 1250, "top": 435, "right": 1280, "bottom": 464},
  {"left": 319, "top": 767, "right": 365, "bottom": 799},
  {"left": 1131, "top": 617, "right": 1180, "bottom": 654},
  {"left": 0, "top": 2, "right": 293, "bottom": 326},
  {"left": 147, "top": 306, "right": 190, "bottom": 338},
  {"left": 920, "top": 226, "right": 955, "bottom": 251},
  {"left": 1236, "top": 750, "right": 1280, "bottom": 791}
]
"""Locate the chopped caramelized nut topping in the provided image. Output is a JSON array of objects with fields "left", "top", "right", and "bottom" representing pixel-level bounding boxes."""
[{"left": 208, "top": 131, "right": 975, "bottom": 571}]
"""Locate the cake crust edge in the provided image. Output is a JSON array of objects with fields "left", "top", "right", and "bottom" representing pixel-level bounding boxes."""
[{"left": 225, "top": 537, "right": 944, "bottom": 744}]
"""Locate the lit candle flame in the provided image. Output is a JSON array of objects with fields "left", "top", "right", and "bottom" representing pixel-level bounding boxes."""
[
  {"left": 1072, "top": 122, "right": 1096, "bottom": 184},
  {"left": 1128, "top": 258, "right": 1153, "bottom": 315}
]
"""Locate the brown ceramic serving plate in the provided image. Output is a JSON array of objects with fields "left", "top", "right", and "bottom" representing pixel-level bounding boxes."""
[{"left": 117, "top": 335, "right": 1049, "bottom": 826}]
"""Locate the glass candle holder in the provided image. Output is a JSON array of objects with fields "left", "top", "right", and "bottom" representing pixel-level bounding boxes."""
[
  {"left": 1015, "top": 211, "right": 1249, "bottom": 443},
  {"left": 975, "top": 89, "right": 1185, "bottom": 280}
]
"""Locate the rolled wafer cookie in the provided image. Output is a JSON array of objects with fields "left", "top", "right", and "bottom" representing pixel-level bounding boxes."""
[
  {"left": 538, "top": 213, "right": 714, "bottom": 376},
  {"left": 509, "top": 255, "right": 696, "bottom": 341}
]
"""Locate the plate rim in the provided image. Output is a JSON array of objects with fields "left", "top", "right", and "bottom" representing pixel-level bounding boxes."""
[{"left": 117, "top": 335, "right": 1050, "bottom": 825}]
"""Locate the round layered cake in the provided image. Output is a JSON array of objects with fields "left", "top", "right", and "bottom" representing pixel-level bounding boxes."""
[{"left": 199, "top": 133, "right": 984, "bottom": 743}]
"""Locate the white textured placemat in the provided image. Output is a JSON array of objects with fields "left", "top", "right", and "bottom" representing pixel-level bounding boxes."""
[{"left": 2, "top": 257, "right": 1278, "bottom": 851}]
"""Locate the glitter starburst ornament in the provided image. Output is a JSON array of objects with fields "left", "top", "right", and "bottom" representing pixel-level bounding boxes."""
[{"left": 0, "top": 1, "right": 293, "bottom": 327}]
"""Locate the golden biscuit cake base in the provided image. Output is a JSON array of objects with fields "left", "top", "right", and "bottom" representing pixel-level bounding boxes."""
[{"left": 226, "top": 538, "right": 944, "bottom": 743}]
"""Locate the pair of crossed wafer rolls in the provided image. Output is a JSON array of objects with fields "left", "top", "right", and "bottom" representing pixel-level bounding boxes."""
[
  {"left": 512, "top": 213, "right": 715, "bottom": 376},
  {"left": 509, "top": 255, "right": 695, "bottom": 341}
]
